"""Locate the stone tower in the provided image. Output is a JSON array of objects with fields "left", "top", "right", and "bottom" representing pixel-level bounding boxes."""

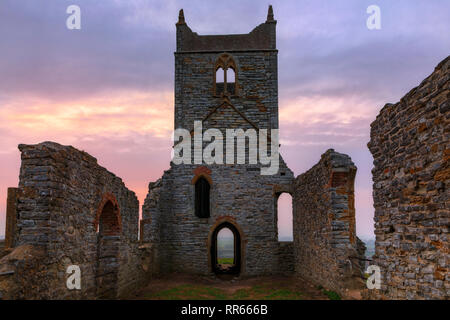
[
  {"left": 174, "top": 6, "right": 278, "bottom": 132},
  {"left": 142, "top": 6, "right": 295, "bottom": 276}
]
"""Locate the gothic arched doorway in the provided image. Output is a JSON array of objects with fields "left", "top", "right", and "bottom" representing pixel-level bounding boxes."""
[{"left": 210, "top": 222, "right": 241, "bottom": 275}]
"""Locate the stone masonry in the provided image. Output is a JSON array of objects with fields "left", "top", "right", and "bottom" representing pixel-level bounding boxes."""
[
  {"left": 293, "top": 150, "right": 365, "bottom": 295},
  {"left": 141, "top": 7, "right": 297, "bottom": 277},
  {"left": 9, "top": 6, "right": 441, "bottom": 299},
  {"left": 0, "top": 142, "right": 151, "bottom": 299},
  {"left": 5, "top": 188, "right": 18, "bottom": 249},
  {"left": 368, "top": 56, "right": 449, "bottom": 299}
]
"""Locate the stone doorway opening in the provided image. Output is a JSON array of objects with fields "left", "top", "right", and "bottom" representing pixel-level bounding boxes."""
[
  {"left": 95, "top": 199, "right": 121, "bottom": 298},
  {"left": 211, "top": 222, "right": 241, "bottom": 275}
]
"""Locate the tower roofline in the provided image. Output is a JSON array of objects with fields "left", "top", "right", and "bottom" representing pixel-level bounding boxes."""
[{"left": 176, "top": 6, "right": 276, "bottom": 52}]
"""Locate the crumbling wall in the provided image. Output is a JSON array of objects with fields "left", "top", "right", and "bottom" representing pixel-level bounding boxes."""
[
  {"left": 293, "top": 149, "right": 364, "bottom": 294},
  {"left": 5, "top": 188, "right": 18, "bottom": 249},
  {"left": 176, "top": 7, "right": 276, "bottom": 52},
  {"left": 0, "top": 142, "right": 150, "bottom": 299},
  {"left": 140, "top": 178, "right": 164, "bottom": 276},
  {"left": 0, "top": 241, "right": 6, "bottom": 259},
  {"left": 368, "top": 56, "right": 449, "bottom": 299},
  {"left": 277, "top": 242, "right": 294, "bottom": 273},
  {"left": 142, "top": 179, "right": 162, "bottom": 244}
]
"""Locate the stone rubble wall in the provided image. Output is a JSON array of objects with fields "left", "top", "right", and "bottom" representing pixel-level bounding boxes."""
[
  {"left": 142, "top": 179, "right": 163, "bottom": 244},
  {"left": 0, "top": 245, "right": 48, "bottom": 299},
  {"left": 277, "top": 241, "right": 295, "bottom": 273},
  {"left": 293, "top": 149, "right": 364, "bottom": 295},
  {"left": 5, "top": 188, "right": 18, "bottom": 249},
  {"left": 0, "top": 240, "right": 6, "bottom": 259},
  {"left": 142, "top": 159, "right": 295, "bottom": 277},
  {"left": 0, "top": 142, "right": 150, "bottom": 299},
  {"left": 174, "top": 50, "right": 279, "bottom": 134},
  {"left": 368, "top": 56, "right": 449, "bottom": 300}
]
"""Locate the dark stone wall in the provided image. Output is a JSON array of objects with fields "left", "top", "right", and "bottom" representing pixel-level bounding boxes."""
[
  {"left": 5, "top": 188, "right": 17, "bottom": 249},
  {"left": 293, "top": 149, "right": 364, "bottom": 294},
  {"left": 277, "top": 241, "right": 294, "bottom": 273},
  {"left": 0, "top": 142, "right": 150, "bottom": 299},
  {"left": 174, "top": 50, "right": 279, "bottom": 133},
  {"left": 368, "top": 56, "right": 449, "bottom": 299},
  {"left": 0, "top": 240, "right": 5, "bottom": 259},
  {"left": 142, "top": 161, "right": 294, "bottom": 277}
]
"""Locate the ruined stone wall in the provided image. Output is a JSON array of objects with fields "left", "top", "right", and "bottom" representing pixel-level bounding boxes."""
[
  {"left": 277, "top": 242, "right": 294, "bottom": 273},
  {"left": 368, "top": 56, "right": 449, "bottom": 300},
  {"left": 0, "top": 241, "right": 5, "bottom": 259},
  {"left": 0, "top": 142, "right": 149, "bottom": 299},
  {"left": 293, "top": 150, "right": 364, "bottom": 294},
  {"left": 5, "top": 188, "right": 18, "bottom": 249}
]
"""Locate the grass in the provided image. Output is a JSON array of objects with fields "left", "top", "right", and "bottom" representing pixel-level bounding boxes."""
[
  {"left": 323, "top": 290, "right": 341, "bottom": 300},
  {"left": 231, "top": 289, "right": 251, "bottom": 299},
  {"left": 263, "top": 289, "right": 303, "bottom": 300},
  {"left": 145, "top": 284, "right": 227, "bottom": 300},
  {"left": 317, "top": 285, "right": 341, "bottom": 300},
  {"left": 217, "top": 258, "right": 234, "bottom": 264},
  {"left": 145, "top": 283, "right": 304, "bottom": 300}
]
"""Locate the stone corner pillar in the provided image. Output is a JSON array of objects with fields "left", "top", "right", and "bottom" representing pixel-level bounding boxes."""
[{"left": 5, "top": 187, "right": 18, "bottom": 249}]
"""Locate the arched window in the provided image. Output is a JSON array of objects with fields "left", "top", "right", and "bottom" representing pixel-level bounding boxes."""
[
  {"left": 276, "top": 193, "right": 293, "bottom": 241},
  {"left": 215, "top": 67, "right": 225, "bottom": 95},
  {"left": 97, "top": 201, "right": 120, "bottom": 236},
  {"left": 226, "top": 68, "right": 235, "bottom": 95},
  {"left": 195, "top": 177, "right": 210, "bottom": 218},
  {"left": 214, "top": 54, "right": 238, "bottom": 96}
]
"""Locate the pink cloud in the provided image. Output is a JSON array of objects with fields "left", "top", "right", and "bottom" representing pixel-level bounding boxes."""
[{"left": 0, "top": 90, "right": 174, "bottom": 234}]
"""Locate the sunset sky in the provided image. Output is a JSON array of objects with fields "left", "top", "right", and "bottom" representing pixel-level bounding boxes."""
[{"left": 1, "top": 0, "right": 449, "bottom": 239}]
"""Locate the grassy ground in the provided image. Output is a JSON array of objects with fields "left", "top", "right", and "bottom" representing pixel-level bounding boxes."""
[
  {"left": 317, "top": 285, "right": 341, "bottom": 300},
  {"left": 217, "top": 258, "right": 233, "bottom": 264},
  {"left": 131, "top": 274, "right": 337, "bottom": 300},
  {"left": 143, "top": 284, "right": 305, "bottom": 300}
]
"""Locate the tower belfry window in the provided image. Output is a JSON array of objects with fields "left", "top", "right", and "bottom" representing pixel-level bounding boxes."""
[
  {"left": 226, "top": 68, "right": 235, "bottom": 95},
  {"left": 215, "top": 67, "right": 225, "bottom": 95},
  {"left": 214, "top": 54, "right": 238, "bottom": 96}
]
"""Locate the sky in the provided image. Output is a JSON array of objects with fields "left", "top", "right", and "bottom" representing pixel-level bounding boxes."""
[{"left": 0, "top": 0, "right": 449, "bottom": 239}]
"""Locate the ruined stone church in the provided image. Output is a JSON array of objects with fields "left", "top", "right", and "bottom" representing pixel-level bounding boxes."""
[{"left": 1, "top": 6, "right": 447, "bottom": 300}]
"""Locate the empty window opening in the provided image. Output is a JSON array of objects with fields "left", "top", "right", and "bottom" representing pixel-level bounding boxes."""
[
  {"left": 277, "top": 193, "right": 293, "bottom": 241},
  {"left": 195, "top": 177, "right": 210, "bottom": 218},
  {"left": 215, "top": 67, "right": 225, "bottom": 95},
  {"left": 216, "top": 67, "right": 225, "bottom": 82},
  {"left": 214, "top": 54, "right": 238, "bottom": 96},
  {"left": 226, "top": 68, "right": 235, "bottom": 95}
]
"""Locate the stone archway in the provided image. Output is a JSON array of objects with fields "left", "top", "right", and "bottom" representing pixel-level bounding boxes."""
[
  {"left": 209, "top": 221, "right": 242, "bottom": 275},
  {"left": 94, "top": 194, "right": 121, "bottom": 298}
]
